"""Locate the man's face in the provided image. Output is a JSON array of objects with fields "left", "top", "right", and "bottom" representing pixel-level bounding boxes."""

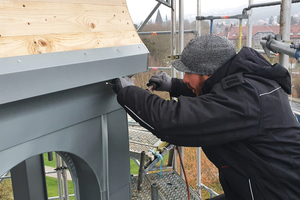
[{"left": 183, "top": 73, "right": 210, "bottom": 96}]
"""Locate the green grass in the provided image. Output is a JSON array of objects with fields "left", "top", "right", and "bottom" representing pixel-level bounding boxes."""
[
  {"left": 130, "top": 159, "right": 139, "bottom": 175},
  {"left": 46, "top": 176, "right": 75, "bottom": 200}
]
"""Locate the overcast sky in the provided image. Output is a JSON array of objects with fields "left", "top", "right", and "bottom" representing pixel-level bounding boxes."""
[{"left": 126, "top": 0, "right": 276, "bottom": 24}]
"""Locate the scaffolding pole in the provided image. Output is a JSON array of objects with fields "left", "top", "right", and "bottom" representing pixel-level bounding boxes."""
[
  {"left": 196, "top": 1, "right": 202, "bottom": 197},
  {"left": 242, "top": 0, "right": 300, "bottom": 15},
  {"left": 55, "top": 154, "right": 64, "bottom": 200},
  {"left": 247, "top": 0, "right": 253, "bottom": 47},
  {"left": 196, "top": 0, "right": 201, "bottom": 37},
  {"left": 138, "top": 30, "right": 196, "bottom": 35},
  {"left": 178, "top": 0, "right": 184, "bottom": 80},
  {"left": 178, "top": 0, "right": 185, "bottom": 180},
  {"left": 279, "top": 0, "right": 292, "bottom": 68},
  {"left": 171, "top": 0, "right": 177, "bottom": 79},
  {"left": 137, "top": 2, "right": 161, "bottom": 32},
  {"left": 238, "top": 18, "right": 243, "bottom": 51},
  {"left": 171, "top": 0, "right": 178, "bottom": 173}
]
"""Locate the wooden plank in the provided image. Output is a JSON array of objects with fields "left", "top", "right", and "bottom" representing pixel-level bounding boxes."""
[
  {"left": 0, "top": 0, "right": 143, "bottom": 58},
  {"left": 9, "top": 0, "right": 126, "bottom": 5},
  {"left": 0, "top": 1, "right": 134, "bottom": 37},
  {"left": 0, "top": 31, "right": 142, "bottom": 58}
]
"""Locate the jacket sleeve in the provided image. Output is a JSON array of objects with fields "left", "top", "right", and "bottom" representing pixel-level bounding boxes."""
[
  {"left": 169, "top": 78, "right": 196, "bottom": 98},
  {"left": 117, "top": 83, "right": 260, "bottom": 147}
]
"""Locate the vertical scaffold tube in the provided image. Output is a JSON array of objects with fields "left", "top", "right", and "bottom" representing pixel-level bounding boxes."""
[
  {"left": 178, "top": 0, "right": 184, "bottom": 79},
  {"left": 171, "top": 0, "right": 177, "bottom": 79},
  {"left": 178, "top": 0, "right": 185, "bottom": 179},
  {"left": 55, "top": 153, "right": 63, "bottom": 200},
  {"left": 196, "top": 0, "right": 201, "bottom": 37},
  {"left": 210, "top": 19, "right": 213, "bottom": 35},
  {"left": 279, "top": 0, "right": 292, "bottom": 68},
  {"left": 62, "top": 160, "right": 69, "bottom": 200},
  {"left": 247, "top": 0, "right": 253, "bottom": 47},
  {"left": 151, "top": 183, "right": 159, "bottom": 200},
  {"left": 238, "top": 18, "right": 243, "bottom": 51},
  {"left": 137, "top": 151, "right": 146, "bottom": 192},
  {"left": 197, "top": 0, "right": 202, "bottom": 197}
]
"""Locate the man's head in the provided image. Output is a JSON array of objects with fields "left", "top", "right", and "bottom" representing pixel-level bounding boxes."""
[{"left": 173, "top": 35, "right": 236, "bottom": 95}]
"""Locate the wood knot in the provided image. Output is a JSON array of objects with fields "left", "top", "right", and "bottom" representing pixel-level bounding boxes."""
[
  {"left": 38, "top": 40, "right": 47, "bottom": 47},
  {"left": 90, "top": 23, "right": 95, "bottom": 29},
  {"left": 29, "top": 37, "right": 54, "bottom": 55}
]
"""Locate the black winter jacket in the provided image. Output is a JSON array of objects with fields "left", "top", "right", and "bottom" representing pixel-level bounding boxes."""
[{"left": 117, "top": 47, "right": 300, "bottom": 200}]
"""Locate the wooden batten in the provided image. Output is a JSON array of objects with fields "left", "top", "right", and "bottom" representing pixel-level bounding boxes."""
[{"left": 0, "top": 0, "right": 142, "bottom": 58}]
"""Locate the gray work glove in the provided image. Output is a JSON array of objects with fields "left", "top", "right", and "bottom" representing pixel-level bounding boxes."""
[
  {"left": 110, "top": 76, "right": 135, "bottom": 94},
  {"left": 147, "top": 71, "right": 172, "bottom": 92}
]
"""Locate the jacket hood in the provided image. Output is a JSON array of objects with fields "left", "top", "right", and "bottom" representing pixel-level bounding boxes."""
[{"left": 202, "top": 47, "right": 291, "bottom": 94}]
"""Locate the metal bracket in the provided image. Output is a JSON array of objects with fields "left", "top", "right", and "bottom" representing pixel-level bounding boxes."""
[{"left": 168, "top": 55, "right": 181, "bottom": 60}]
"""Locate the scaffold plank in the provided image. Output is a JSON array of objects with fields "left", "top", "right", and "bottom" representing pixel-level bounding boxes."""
[{"left": 131, "top": 170, "right": 201, "bottom": 200}]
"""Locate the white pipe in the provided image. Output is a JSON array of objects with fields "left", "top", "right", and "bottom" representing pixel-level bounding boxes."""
[
  {"left": 196, "top": 147, "right": 202, "bottom": 196},
  {"left": 196, "top": 0, "right": 201, "bottom": 37},
  {"left": 171, "top": 0, "right": 178, "bottom": 172},
  {"left": 178, "top": 0, "right": 185, "bottom": 179},
  {"left": 196, "top": 1, "right": 202, "bottom": 196},
  {"left": 247, "top": 0, "right": 253, "bottom": 47},
  {"left": 62, "top": 160, "right": 69, "bottom": 200},
  {"left": 55, "top": 153, "right": 64, "bottom": 200},
  {"left": 171, "top": 0, "right": 177, "bottom": 78},
  {"left": 279, "top": 0, "right": 292, "bottom": 68},
  {"left": 178, "top": 0, "right": 184, "bottom": 80}
]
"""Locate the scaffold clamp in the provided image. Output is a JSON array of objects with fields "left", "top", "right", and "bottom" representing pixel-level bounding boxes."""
[{"left": 168, "top": 55, "right": 181, "bottom": 60}]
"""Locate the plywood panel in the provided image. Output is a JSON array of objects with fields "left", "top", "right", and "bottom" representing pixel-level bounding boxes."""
[
  {"left": 0, "top": 31, "right": 140, "bottom": 57},
  {"left": 0, "top": 0, "right": 142, "bottom": 58},
  {"left": 10, "top": 0, "right": 125, "bottom": 5}
]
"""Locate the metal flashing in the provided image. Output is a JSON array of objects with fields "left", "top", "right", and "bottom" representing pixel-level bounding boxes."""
[{"left": 0, "top": 44, "right": 148, "bottom": 105}]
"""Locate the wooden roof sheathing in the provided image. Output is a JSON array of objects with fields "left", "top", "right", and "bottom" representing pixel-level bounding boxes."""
[{"left": 0, "top": 0, "right": 142, "bottom": 58}]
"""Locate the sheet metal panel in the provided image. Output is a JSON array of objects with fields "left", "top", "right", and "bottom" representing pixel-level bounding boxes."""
[{"left": 0, "top": 44, "right": 148, "bottom": 105}]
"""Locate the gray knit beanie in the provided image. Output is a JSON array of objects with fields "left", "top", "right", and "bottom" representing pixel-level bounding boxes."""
[{"left": 172, "top": 35, "right": 236, "bottom": 75}]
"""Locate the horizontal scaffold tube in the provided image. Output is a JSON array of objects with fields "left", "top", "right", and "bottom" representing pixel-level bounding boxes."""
[{"left": 260, "top": 40, "right": 299, "bottom": 60}]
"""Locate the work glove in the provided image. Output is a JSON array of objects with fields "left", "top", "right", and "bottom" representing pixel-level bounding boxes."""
[
  {"left": 147, "top": 71, "right": 172, "bottom": 92},
  {"left": 109, "top": 76, "right": 135, "bottom": 94}
]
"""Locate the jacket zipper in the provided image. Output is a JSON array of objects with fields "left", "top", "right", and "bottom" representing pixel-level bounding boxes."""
[{"left": 248, "top": 179, "right": 255, "bottom": 200}]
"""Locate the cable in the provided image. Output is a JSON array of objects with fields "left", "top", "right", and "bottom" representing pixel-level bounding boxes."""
[{"left": 176, "top": 146, "right": 191, "bottom": 200}]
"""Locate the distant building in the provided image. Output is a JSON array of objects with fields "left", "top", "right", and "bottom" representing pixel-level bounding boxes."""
[
  {"left": 155, "top": 9, "right": 163, "bottom": 24},
  {"left": 218, "top": 25, "right": 300, "bottom": 49}
]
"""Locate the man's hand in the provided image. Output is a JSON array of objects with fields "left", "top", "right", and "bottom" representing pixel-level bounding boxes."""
[
  {"left": 109, "top": 76, "right": 135, "bottom": 94},
  {"left": 147, "top": 71, "right": 172, "bottom": 92}
]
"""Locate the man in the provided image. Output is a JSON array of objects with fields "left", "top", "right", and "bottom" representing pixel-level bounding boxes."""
[{"left": 110, "top": 35, "right": 300, "bottom": 200}]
